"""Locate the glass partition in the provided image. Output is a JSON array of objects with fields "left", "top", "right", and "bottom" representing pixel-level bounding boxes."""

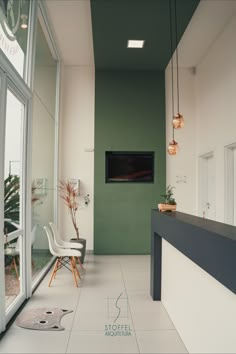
[
  {"left": 0, "top": 0, "right": 30, "bottom": 78},
  {"left": 31, "top": 16, "right": 57, "bottom": 281},
  {"left": 0, "top": 1, "right": 60, "bottom": 333},
  {"left": 4, "top": 88, "right": 25, "bottom": 309}
]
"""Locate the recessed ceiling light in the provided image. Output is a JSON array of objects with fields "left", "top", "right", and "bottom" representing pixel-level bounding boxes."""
[{"left": 127, "top": 40, "right": 145, "bottom": 48}]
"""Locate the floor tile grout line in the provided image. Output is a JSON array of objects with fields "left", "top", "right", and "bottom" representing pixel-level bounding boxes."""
[
  {"left": 135, "top": 328, "right": 178, "bottom": 332},
  {"left": 161, "top": 302, "right": 189, "bottom": 353},
  {"left": 118, "top": 256, "right": 141, "bottom": 354},
  {"left": 65, "top": 257, "right": 88, "bottom": 354}
]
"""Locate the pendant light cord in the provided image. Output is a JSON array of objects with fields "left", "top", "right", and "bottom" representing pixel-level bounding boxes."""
[
  {"left": 174, "top": 0, "right": 180, "bottom": 114},
  {"left": 169, "top": 0, "right": 175, "bottom": 140}
]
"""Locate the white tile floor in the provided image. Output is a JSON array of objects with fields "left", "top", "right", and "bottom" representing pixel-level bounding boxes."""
[{"left": 0, "top": 255, "right": 188, "bottom": 353}]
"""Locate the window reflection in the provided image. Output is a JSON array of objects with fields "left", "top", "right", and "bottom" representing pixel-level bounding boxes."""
[
  {"left": 4, "top": 89, "right": 24, "bottom": 308},
  {"left": 4, "top": 89, "right": 23, "bottom": 233},
  {"left": 0, "top": 0, "right": 30, "bottom": 78},
  {"left": 31, "top": 17, "right": 57, "bottom": 281}
]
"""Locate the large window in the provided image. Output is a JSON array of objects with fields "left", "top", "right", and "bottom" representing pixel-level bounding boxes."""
[
  {"left": 0, "top": 0, "right": 60, "bottom": 333},
  {"left": 3, "top": 83, "right": 27, "bottom": 319},
  {"left": 31, "top": 14, "right": 58, "bottom": 282}
]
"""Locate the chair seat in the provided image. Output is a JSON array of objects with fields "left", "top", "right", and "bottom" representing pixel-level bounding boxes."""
[
  {"left": 49, "top": 222, "right": 84, "bottom": 271},
  {"left": 5, "top": 246, "right": 18, "bottom": 257},
  {"left": 44, "top": 226, "right": 81, "bottom": 287}
]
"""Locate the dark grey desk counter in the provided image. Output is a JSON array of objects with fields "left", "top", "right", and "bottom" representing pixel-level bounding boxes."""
[{"left": 151, "top": 210, "right": 236, "bottom": 300}]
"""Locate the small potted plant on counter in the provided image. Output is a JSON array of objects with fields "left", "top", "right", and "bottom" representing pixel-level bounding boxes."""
[
  {"left": 58, "top": 180, "right": 86, "bottom": 263},
  {"left": 158, "top": 185, "right": 177, "bottom": 212}
]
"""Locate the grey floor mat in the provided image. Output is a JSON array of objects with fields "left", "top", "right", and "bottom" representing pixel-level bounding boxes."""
[{"left": 16, "top": 307, "right": 73, "bottom": 331}]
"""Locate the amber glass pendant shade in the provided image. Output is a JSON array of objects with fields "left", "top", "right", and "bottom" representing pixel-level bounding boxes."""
[
  {"left": 172, "top": 113, "right": 184, "bottom": 129},
  {"left": 167, "top": 139, "right": 179, "bottom": 155}
]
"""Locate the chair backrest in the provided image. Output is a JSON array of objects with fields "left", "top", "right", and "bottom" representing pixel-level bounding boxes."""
[
  {"left": 6, "top": 236, "right": 20, "bottom": 253},
  {"left": 44, "top": 225, "right": 82, "bottom": 258},
  {"left": 44, "top": 226, "right": 58, "bottom": 256},
  {"left": 49, "top": 222, "right": 64, "bottom": 247},
  {"left": 31, "top": 223, "right": 38, "bottom": 246}
]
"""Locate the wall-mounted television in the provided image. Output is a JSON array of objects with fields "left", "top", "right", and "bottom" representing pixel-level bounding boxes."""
[{"left": 105, "top": 151, "right": 154, "bottom": 183}]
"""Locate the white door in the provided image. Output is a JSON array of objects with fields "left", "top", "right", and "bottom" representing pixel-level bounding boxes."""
[
  {"left": 0, "top": 74, "right": 29, "bottom": 332},
  {"left": 206, "top": 155, "right": 216, "bottom": 220},
  {"left": 199, "top": 153, "right": 215, "bottom": 220},
  {"left": 224, "top": 144, "right": 236, "bottom": 226},
  {"left": 233, "top": 148, "right": 236, "bottom": 225}
]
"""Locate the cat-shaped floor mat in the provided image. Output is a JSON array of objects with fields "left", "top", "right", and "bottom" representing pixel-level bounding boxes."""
[{"left": 16, "top": 308, "right": 73, "bottom": 331}]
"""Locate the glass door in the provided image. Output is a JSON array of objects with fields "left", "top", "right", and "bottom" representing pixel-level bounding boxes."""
[
  {"left": 0, "top": 69, "right": 6, "bottom": 333},
  {"left": 3, "top": 81, "right": 27, "bottom": 321}
]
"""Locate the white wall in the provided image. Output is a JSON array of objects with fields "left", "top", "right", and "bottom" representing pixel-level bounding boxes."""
[
  {"left": 59, "top": 66, "right": 95, "bottom": 250},
  {"left": 164, "top": 2, "right": 236, "bottom": 353},
  {"left": 166, "top": 66, "right": 197, "bottom": 215},
  {"left": 195, "top": 13, "right": 236, "bottom": 222},
  {"left": 166, "top": 3, "right": 236, "bottom": 221}
]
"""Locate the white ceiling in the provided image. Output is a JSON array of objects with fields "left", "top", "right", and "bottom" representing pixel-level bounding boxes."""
[
  {"left": 178, "top": 0, "right": 236, "bottom": 68},
  {"left": 45, "top": 0, "right": 236, "bottom": 70},
  {"left": 44, "top": 0, "right": 94, "bottom": 66}
]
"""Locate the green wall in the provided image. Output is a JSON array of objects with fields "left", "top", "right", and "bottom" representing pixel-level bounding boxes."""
[{"left": 94, "top": 71, "right": 166, "bottom": 254}]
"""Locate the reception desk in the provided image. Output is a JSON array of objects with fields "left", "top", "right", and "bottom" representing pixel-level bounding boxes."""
[{"left": 151, "top": 210, "right": 236, "bottom": 300}]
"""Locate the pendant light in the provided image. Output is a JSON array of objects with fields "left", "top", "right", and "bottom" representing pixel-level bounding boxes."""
[
  {"left": 20, "top": 14, "right": 28, "bottom": 29},
  {"left": 172, "top": 0, "right": 184, "bottom": 129},
  {"left": 168, "top": 0, "right": 178, "bottom": 156}
]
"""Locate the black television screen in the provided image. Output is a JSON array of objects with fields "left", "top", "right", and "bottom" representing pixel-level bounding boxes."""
[{"left": 105, "top": 151, "right": 154, "bottom": 183}]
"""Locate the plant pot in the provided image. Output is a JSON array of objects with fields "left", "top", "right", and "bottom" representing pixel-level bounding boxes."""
[
  {"left": 158, "top": 203, "right": 176, "bottom": 212},
  {"left": 70, "top": 238, "right": 86, "bottom": 264}
]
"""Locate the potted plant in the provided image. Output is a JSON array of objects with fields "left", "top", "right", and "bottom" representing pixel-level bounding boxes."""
[
  {"left": 158, "top": 185, "right": 177, "bottom": 212},
  {"left": 4, "top": 175, "right": 41, "bottom": 268},
  {"left": 4, "top": 175, "right": 42, "bottom": 234},
  {"left": 58, "top": 180, "right": 86, "bottom": 263},
  {"left": 4, "top": 174, "right": 20, "bottom": 234}
]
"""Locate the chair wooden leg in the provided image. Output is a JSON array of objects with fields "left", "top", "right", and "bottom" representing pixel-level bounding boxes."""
[
  {"left": 12, "top": 257, "right": 19, "bottom": 280},
  {"left": 48, "top": 259, "right": 59, "bottom": 287},
  {"left": 70, "top": 257, "right": 78, "bottom": 287},
  {"left": 54, "top": 257, "right": 61, "bottom": 279},
  {"left": 77, "top": 256, "right": 84, "bottom": 270},
  {"left": 72, "top": 257, "right": 80, "bottom": 279},
  {"left": 8, "top": 260, "right": 13, "bottom": 274}
]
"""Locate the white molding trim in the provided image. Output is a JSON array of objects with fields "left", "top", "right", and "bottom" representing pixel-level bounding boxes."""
[
  {"left": 54, "top": 61, "right": 61, "bottom": 225},
  {"left": 0, "top": 51, "right": 32, "bottom": 100},
  {"left": 25, "top": 0, "right": 38, "bottom": 90},
  {"left": 224, "top": 142, "right": 236, "bottom": 225},
  {"left": 25, "top": 98, "right": 33, "bottom": 299},
  {"left": 0, "top": 70, "right": 7, "bottom": 333}
]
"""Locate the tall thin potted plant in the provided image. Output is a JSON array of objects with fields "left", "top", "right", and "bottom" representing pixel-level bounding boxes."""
[{"left": 58, "top": 181, "right": 86, "bottom": 263}]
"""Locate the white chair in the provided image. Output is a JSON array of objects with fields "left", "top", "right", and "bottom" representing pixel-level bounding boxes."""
[
  {"left": 5, "top": 225, "right": 38, "bottom": 278},
  {"left": 44, "top": 226, "right": 81, "bottom": 287},
  {"left": 5, "top": 237, "right": 20, "bottom": 280},
  {"left": 49, "top": 222, "right": 84, "bottom": 270}
]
